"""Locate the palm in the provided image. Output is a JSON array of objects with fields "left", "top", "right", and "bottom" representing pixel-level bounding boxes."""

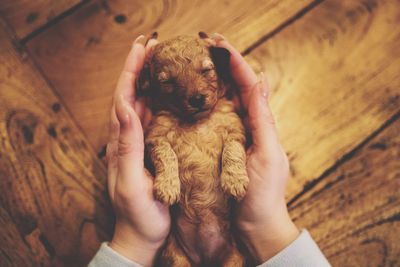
[
  {"left": 236, "top": 148, "right": 289, "bottom": 225},
  {"left": 114, "top": 168, "right": 170, "bottom": 243}
]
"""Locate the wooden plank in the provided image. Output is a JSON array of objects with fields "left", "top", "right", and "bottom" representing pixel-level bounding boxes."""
[
  {"left": 0, "top": 19, "right": 112, "bottom": 267},
  {"left": 244, "top": 0, "right": 400, "bottom": 199},
  {"left": 0, "top": 0, "right": 82, "bottom": 40},
  {"left": 0, "top": 206, "right": 37, "bottom": 267},
  {"left": 288, "top": 115, "right": 400, "bottom": 266},
  {"left": 25, "top": 0, "right": 315, "bottom": 154}
]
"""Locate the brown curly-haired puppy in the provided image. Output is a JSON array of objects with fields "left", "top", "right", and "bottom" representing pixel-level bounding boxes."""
[{"left": 139, "top": 33, "right": 249, "bottom": 267}]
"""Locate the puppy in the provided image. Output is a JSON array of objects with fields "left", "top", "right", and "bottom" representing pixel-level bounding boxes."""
[{"left": 138, "top": 33, "right": 249, "bottom": 267}]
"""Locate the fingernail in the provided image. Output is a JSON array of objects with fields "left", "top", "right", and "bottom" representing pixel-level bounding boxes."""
[
  {"left": 133, "top": 35, "right": 145, "bottom": 46},
  {"left": 211, "top": 32, "right": 226, "bottom": 42},
  {"left": 115, "top": 94, "right": 131, "bottom": 127},
  {"left": 145, "top": 32, "right": 158, "bottom": 46},
  {"left": 150, "top": 31, "right": 158, "bottom": 39},
  {"left": 198, "top": 31, "right": 209, "bottom": 39}
]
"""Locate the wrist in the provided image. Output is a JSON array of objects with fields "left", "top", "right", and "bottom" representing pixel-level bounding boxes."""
[
  {"left": 239, "top": 211, "right": 299, "bottom": 264},
  {"left": 110, "top": 223, "right": 164, "bottom": 267}
]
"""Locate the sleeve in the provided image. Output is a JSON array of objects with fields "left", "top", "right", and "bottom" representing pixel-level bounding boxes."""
[
  {"left": 88, "top": 230, "right": 330, "bottom": 267},
  {"left": 88, "top": 243, "right": 143, "bottom": 267},
  {"left": 257, "top": 230, "right": 331, "bottom": 267}
]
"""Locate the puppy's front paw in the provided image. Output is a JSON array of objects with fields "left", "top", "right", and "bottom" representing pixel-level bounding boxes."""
[
  {"left": 221, "top": 169, "right": 249, "bottom": 201},
  {"left": 153, "top": 174, "right": 181, "bottom": 205}
]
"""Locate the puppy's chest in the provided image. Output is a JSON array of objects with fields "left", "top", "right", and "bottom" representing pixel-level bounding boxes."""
[{"left": 171, "top": 117, "right": 225, "bottom": 162}]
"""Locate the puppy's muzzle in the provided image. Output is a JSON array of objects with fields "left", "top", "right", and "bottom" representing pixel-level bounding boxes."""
[{"left": 189, "top": 94, "right": 206, "bottom": 109}]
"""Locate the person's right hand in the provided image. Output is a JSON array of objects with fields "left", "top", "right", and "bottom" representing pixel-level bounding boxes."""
[
  {"left": 106, "top": 35, "right": 170, "bottom": 267},
  {"left": 209, "top": 33, "right": 300, "bottom": 263}
]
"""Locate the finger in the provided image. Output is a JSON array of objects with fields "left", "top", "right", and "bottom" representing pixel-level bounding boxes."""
[
  {"left": 142, "top": 107, "right": 153, "bottom": 130},
  {"left": 198, "top": 31, "right": 216, "bottom": 46},
  {"left": 115, "top": 94, "right": 145, "bottom": 184},
  {"left": 212, "top": 33, "right": 257, "bottom": 109},
  {"left": 232, "top": 93, "right": 242, "bottom": 115},
  {"left": 247, "top": 74, "right": 281, "bottom": 156},
  {"left": 145, "top": 39, "right": 158, "bottom": 56},
  {"left": 106, "top": 105, "right": 119, "bottom": 201},
  {"left": 134, "top": 98, "right": 146, "bottom": 120},
  {"left": 145, "top": 32, "right": 158, "bottom": 56},
  {"left": 133, "top": 97, "right": 153, "bottom": 129},
  {"left": 115, "top": 35, "right": 146, "bottom": 105}
]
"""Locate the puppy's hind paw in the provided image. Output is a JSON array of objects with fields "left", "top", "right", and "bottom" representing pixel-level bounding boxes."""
[{"left": 153, "top": 175, "right": 181, "bottom": 205}]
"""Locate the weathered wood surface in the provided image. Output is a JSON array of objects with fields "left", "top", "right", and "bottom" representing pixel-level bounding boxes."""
[
  {"left": 245, "top": 0, "right": 400, "bottom": 200},
  {"left": 0, "top": 19, "right": 112, "bottom": 267},
  {"left": 0, "top": 0, "right": 399, "bottom": 266},
  {"left": 0, "top": 0, "right": 83, "bottom": 40},
  {"left": 26, "top": 0, "right": 315, "bottom": 154},
  {"left": 0, "top": 206, "right": 37, "bottom": 267},
  {"left": 289, "top": 114, "right": 400, "bottom": 266}
]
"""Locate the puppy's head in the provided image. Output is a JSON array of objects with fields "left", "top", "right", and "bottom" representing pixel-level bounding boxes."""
[{"left": 138, "top": 33, "right": 231, "bottom": 121}]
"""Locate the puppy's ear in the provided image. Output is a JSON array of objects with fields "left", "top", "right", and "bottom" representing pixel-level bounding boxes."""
[
  {"left": 210, "top": 47, "right": 231, "bottom": 83},
  {"left": 137, "top": 63, "right": 151, "bottom": 96}
]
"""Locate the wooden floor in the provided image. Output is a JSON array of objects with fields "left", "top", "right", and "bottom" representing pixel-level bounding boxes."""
[{"left": 0, "top": 0, "right": 399, "bottom": 266}]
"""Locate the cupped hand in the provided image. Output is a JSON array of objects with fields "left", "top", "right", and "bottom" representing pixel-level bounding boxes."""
[
  {"left": 106, "top": 35, "right": 169, "bottom": 267},
  {"left": 209, "top": 34, "right": 299, "bottom": 263}
]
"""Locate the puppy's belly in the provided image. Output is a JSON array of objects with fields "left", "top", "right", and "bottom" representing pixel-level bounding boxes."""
[
  {"left": 164, "top": 106, "right": 242, "bottom": 262},
  {"left": 176, "top": 212, "right": 230, "bottom": 264},
  {"left": 171, "top": 128, "right": 232, "bottom": 262}
]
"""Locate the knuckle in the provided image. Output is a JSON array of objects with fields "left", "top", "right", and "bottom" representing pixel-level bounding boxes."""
[
  {"left": 115, "top": 188, "right": 132, "bottom": 203},
  {"left": 118, "top": 138, "right": 135, "bottom": 156},
  {"left": 253, "top": 152, "right": 269, "bottom": 167},
  {"left": 253, "top": 151, "right": 288, "bottom": 169},
  {"left": 109, "top": 120, "right": 120, "bottom": 135},
  {"left": 106, "top": 144, "right": 117, "bottom": 164},
  {"left": 265, "top": 112, "right": 276, "bottom": 125},
  {"left": 271, "top": 154, "right": 287, "bottom": 167}
]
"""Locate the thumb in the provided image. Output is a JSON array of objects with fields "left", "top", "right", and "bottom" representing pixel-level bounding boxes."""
[
  {"left": 115, "top": 94, "right": 145, "bottom": 177},
  {"left": 248, "top": 74, "right": 281, "bottom": 156}
]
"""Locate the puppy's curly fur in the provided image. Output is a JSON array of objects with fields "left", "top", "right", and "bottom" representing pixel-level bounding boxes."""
[{"left": 139, "top": 33, "right": 249, "bottom": 266}]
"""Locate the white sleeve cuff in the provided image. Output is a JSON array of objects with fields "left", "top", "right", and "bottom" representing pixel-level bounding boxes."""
[
  {"left": 88, "top": 230, "right": 330, "bottom": 267},
  {"left": 257, "top": 229, "right": 331, "bottom": 267},
  {"left": 88, "top": 243, "right": 143, "bottom": 267}
]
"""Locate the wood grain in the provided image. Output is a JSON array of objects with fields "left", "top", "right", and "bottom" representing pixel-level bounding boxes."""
[
  {"left": 0, "top": 19, "right": 112, "bottom": 267},
  {"left": 25, "top": 0, "right": 315, "bottom": 153},
  {"left": 289, "top": 115, "right": 400, "bottom": 266},
  {"left": 0, "top": 0, "right": 398, "bottom": 266},
  {"left": 0, "top": 0, "right": 83, "bottom": 40},
  {"left": 0, "top": 206, "right": 37, "bottom": 267},
  {"left": 245, "top": 0, "right": 400, "bottom": 200}
]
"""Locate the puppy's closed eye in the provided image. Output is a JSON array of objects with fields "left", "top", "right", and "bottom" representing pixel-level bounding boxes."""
[
  {"left": 157, "top": 71, "right": 175, "bottom": 93},
  {"left": 201, "top": 59, "right": 215, "bottom": 76},
  {"left": 201, "top": 68, "right": 214, "bottom": 75},
  {"left": 160, "top": 79, "right": 175, "bottom": 85},
  {"left": 158, "top": 71, "right": 170, "bottom": 83}
]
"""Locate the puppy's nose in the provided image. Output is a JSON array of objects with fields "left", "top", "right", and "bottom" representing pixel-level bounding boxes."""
[{"left": 189, "top": 94, "right": 206, "bottom": 109}]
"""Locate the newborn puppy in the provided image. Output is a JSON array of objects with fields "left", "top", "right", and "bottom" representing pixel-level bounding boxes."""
[{"left": 139, "top": 33, "right": 249, "bottom": 267}]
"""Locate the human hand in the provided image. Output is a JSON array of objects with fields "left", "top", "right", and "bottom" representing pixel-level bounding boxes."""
[
  {"left": 106, "top": 34, "right": 170, "bottom": 267},
  {"left": 209, "top": 33, "right": 299, "bottom": 263}
]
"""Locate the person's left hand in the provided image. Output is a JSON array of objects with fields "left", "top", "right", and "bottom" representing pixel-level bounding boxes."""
[
  {"left": 106, "top": 35, "right": 170, "bottom": 267},
  {"left": 206, "top": 33, "right": 299, "bottom": 263}
]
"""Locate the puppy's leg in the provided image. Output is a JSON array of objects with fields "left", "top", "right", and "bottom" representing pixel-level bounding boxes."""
[
  {"left": 149, "top": 141, "right": 181, "bottom": 205},
  {"left": 158, "top": 235, "right": 192, "bottom": 267},
  {"left": 220, "top": 140, "right": 249, "bottom": 200},
  {"left": 222, "top": 245, "right": 245, "bottom": 267}
]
